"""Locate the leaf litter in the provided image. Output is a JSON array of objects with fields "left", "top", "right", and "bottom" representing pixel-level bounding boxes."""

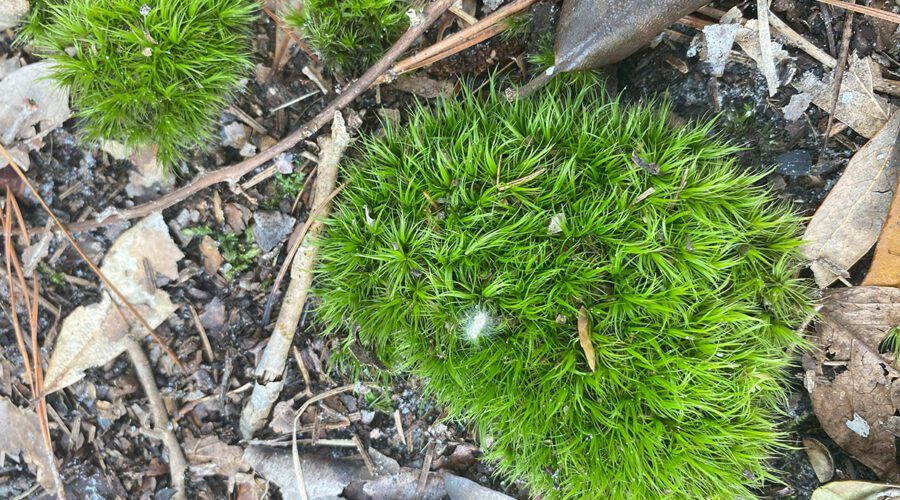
[{"left": 43, "top": 212, "right": 183, "bottom": 393}]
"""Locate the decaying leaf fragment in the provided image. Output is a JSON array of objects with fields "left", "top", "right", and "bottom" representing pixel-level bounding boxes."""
[
  {"left": 43, "top": 212, "right": 183, "bottom": 393},
  {"left": 553, "top": 0, "right": 710, "bottom": 72},
  {"left": 0, "top": 62, "right": 71, "bottom": 169},
  {"left": 0, "top": 396, "right": 57, "bottom": 493},
  {"left": 793, "top": 54, "right": 894, "bottom": 139},
  {"left": 807, "top": 286, "right": 900, "bottom": 482},
  {"left": 802, "top": 111, "right": 900, "bottom": 288},
  {"left": 803, "top": 437, "right": 835, "bottom": 484}
]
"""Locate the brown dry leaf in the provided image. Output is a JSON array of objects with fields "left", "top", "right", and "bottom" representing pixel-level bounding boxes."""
[
  {"left": 793, "top": 54, "right": 893, "bottom": 138},
  {"left": 811, "top": 480, "right": 900, "bottom": 500},
  {"left": 862, "top": 143, "right": 900, "bottom": 286},
  {"left": 184, "top": 436, "right": 249, "bottom": 478},
  {"left": 803, "top": 437, "right": 835, "bottom": 483},
  {"left": 802, "top": 111, "right": 900, "bottom": 288},
  {"left": 43, "top": 212, "right": 183, "bottom": 393},
  {"left": 199, "top": 235, "right": 224, "bottom": 276},
  {"left": 0, "top": 396, "right": 57, "bottom": 493},
  {"left": 807, "top": 286, "right": 900, "bottom": 482},
  {"left": 577, "top": 306, "right": 596, "bottom": 372}
]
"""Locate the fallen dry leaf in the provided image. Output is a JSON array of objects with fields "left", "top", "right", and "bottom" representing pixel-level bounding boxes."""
[
  {"left": 701, "top": 22, "right": 741, "bottom": 78},
  {"left": 0, "top": 62, "right": 70, "bottom": 168},
  {"left": 577, "top": 306, "right": 596, "bottom": 372},
  {"left": 185, "top": 436, "right": 249, "bottom": 478},
  {"left": 734, "top": 20, "right": 790, "bottom": 81},
  {"left": 0, "top": 396, "right": 57, "bottom": 493},
  {"left": 862, "top": 137, "right": 900, "bottom": 286},
  {"left": 803, "top": 437, "right": 835, "bottom": 483},
  {"left": 812, "top": 480, "right": 900, "bottom": 500},
  {"left": 199, "top": 235, "right": 225, "bottom": 276},
  {"left": 807, "top": 286, "right": 900, "bottom": 482},
  {"left": 0, "top": 0, "right": 28, "bottom": 30},
  {"left": 802, "top": 111, "right": 900, "bottom": 288},
  {"left": 43, "top": 212, "right": 183, "bottom": 393},
  {"left": 793, "top": 54, "right": 893, "bottom": 139}
]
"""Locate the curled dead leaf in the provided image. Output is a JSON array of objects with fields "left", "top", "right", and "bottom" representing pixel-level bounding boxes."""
[{"left": 803, "top": 437, "right": 835, "bottom": 484}]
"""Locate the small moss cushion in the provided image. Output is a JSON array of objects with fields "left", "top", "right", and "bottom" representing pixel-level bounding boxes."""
[
  {"left": 286, "top": 0, "right": 409, "bottom": 75},
  {"left": 25, "top": 0, "right": 256, "bottom": 165},
  {"left": 315, "top": 79, "right": 812, "bottom": 498}
]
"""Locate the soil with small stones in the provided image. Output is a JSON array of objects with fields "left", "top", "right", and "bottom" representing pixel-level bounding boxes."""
[{"left": 1, "top": 0, "right": 897, "bottom": 498}]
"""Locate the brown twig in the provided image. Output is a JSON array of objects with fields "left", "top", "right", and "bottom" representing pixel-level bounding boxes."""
[
  {"left": 24, "top": 0, "right": 458, "bottom": 238},
  {"left": 374, "top": 0, "right": 540, "bottom": 86},
  {"left": 122, "top": 333, "right": 188, "bottom": 500},
  {"left": 0, "top": 145, "right": 183, "bottom": 370},
  {"left": 815, "top": 0, "right": 900, "bottom": 24},
  {"left": 822, "top": 0, "right": 856, "bottom": 150}
]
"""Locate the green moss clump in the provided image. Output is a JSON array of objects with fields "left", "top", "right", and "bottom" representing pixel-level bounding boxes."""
[
  {"left": 315, "top": 78, "right": 813, "bottom": 498},
  {"left": 286, "top": 0, "right": 409, "bottom": 75},
  {"left": 24, "top": 0, "right": 256, "bottom": 165}
]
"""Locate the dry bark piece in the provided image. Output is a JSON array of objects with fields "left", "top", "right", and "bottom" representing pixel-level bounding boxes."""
[
  {"left": 43, "top": 212, "right": 183, "bottom": 393},
  {"left": 803, "top": 437, "right": 835, "bottom": 483},
  {"left": 801, "top": 111, "right": 900, "bottom": 288},
  {"left": 808, "top": 286, "right": 900, "bottom": 482},
  {"left": 0, "top": 396, "right": 58, "bottom": 493},
  {"left": 554, "top": 0, "right": 711, "bottom": 72}
]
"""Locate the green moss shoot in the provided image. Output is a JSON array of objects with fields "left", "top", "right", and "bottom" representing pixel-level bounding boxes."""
[
  {"left": 286, "top": 0, "right": 409, "bottom": 75},
  {"left": 315, "top": 77, "right": 813, "bottom": 498},
  {"left": 24, "top": 0, "right": 256, "bottom": 166}
]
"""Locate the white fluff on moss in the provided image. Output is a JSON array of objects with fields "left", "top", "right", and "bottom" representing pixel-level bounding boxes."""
[{"left": 461, "top": 306, "right": 496, "bottom": 343}]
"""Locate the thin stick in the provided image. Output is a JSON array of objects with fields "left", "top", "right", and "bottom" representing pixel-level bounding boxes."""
[
  {"left": 815, "top": 0, "right": 900, "bottom": 24},
  {"left": 123, "top": 334, "right": 188, "bottom": 500},
  {"left": 374, "top": 0, "right": 540, "bottom": 86},
  {"left": 0, "top": 145, "right": 183, "bottom": 370},
  {"left": 22, "top": 0, "right": 458, "bottom": 238},
  {"left": 822, "top": 0, "right": 856, "bottom": 150},
  {"left": 240, "top": 113, "right": 349, "bottom": 438},
  {"left": 290, "top": 384, "right": 362, "bottom": 500}
]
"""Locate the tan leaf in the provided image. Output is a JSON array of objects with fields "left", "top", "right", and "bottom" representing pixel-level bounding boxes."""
[
  {"left": 793, "top": 54, "right": 893, "bottom": 138},
  {"left": 803, "top": 437, "right": 835, "bottom": 483},
  {"left": 0, "top": 397, "right": 57, "bottom": 493},
  {"left": 802, "top": 111, "right": 900, "bottom": 288},
  {"left": 808, "top": 286, "right": 900, "bottom": 482},
  {"left": 862, "top": 146, "right": 900, "bottom": 286},
  {"left": 577, "top": 306, "right": 595, "bottom": 373},
  {"left": 43, "top": 212, "right": 183, "bottom": 393},
  {"left": 812, "top": 480, "right": 900, "bottom": 500}
]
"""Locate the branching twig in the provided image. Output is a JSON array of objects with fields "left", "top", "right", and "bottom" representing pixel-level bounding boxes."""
[
  {"left": 240, "top": 112, "right": 349, "bottom": 438},
  {"left": 24, "top": 0, "right": 458, "bottom": 237},
  {"left": 123, "top": 334, "right": 188, "bottom": 500}
]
